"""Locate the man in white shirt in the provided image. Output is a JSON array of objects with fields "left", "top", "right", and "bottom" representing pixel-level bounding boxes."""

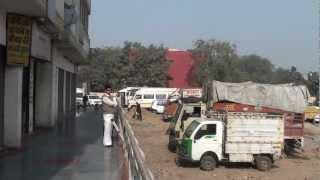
[{"left": 102, "top": 88, "right": 119, "bottom": 147}]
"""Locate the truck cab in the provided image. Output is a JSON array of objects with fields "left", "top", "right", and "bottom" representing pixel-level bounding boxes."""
[
  {"left": 178, "top": 119, "right": 224, "bottom": 163},
  {"left": 167, "top": 99, "right": 206, "bottom": 152}
]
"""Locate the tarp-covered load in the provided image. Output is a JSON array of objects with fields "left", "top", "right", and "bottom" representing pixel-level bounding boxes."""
[{"left": 206, "top": 80, "right": 310, "bottom": 113}]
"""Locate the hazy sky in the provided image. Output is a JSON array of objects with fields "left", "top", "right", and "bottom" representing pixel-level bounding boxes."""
[{"left": 89, "top": 0, "right": 317, "bottom": 73}]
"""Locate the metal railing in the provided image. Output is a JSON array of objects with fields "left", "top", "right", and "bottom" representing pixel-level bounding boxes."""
[{"left": 117, "top": 106, "right": 155, "bottom": 180}]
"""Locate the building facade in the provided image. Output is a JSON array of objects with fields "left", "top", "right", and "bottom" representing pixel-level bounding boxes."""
[{"left": 0, "top": 0, "right": 90, "bottom": 148}]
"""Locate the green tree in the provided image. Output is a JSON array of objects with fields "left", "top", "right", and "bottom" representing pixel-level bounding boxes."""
[
  {"left": 189, "top": 39, "right": 239, "bottom": 86},
  {"left": 78, "top": 42, "right": 171, "bottom": 91},
  {"left": 237, "top": 55, "right": 274, "bottom": 83},
  {"left": 124, "top": 42, "right": 171, "bottom": 87}
]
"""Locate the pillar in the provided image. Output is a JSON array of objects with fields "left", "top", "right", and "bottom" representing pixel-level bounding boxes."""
[
  {"left": 35, "top": 62, "right": 54, "bottom": 127},
  {"left": 4, "top": 66, "right": 23, "bottom": 148}
]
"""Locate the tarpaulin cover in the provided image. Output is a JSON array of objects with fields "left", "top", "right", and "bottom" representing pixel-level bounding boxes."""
[{"left": 208, "top": 80, "right": 310, "bottom": 113}]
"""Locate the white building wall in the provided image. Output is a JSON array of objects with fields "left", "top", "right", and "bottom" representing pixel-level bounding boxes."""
[
  {"left": 0, "top": 10, "right": 6, "bottom": 45},
  {"left": 4, "top": 67, "right": 23, "bottom": 147}
]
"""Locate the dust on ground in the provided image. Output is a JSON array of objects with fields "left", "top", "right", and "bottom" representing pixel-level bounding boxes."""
[{"left": 127, "top": 109, "right": 320, "bottom": 180}]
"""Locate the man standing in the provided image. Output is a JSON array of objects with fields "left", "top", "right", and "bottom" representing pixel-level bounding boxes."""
[
  {"left": 136, "top": 102, "right": 142, "bottom": 121},
  {"left": 82, "top": 95, "right": 88, "bottom": 110},
  {"left": 102, "top": 88, "right": 119, "bottom": 147}
]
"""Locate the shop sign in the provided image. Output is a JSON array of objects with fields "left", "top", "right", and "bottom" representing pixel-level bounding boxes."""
[{"left": 6, "top": 14, "right": 32, "bottom": 66}]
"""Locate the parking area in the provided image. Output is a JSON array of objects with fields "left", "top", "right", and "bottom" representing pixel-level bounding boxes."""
[{"left": 127, "top": 109, "right": 320, "bottom": 180}]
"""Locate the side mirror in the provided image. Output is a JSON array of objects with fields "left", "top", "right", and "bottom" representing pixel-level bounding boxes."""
[{"left": 193, "top": 139, "right": 197, "bottom": 143}]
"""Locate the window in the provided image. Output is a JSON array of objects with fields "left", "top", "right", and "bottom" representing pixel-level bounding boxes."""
[
  {"left": 191, "top": 107, "right": 201, "bottom": 117},
  {"left": 156, "top": 94, "right": 167, "bottom": 100},
  {"left": 88, "top": 95, "right": 99, "bottom": 99},
  {"left": 183, "top": 121, "right": 200, "bottom": 138},
  {"left": 157, "top": 100, "right": 167, "bottom": 106},
  {"left": 129, "top": 89, "right": 139, "bottom": 96},
  {"left": 135, "top": 95, "right": 142, "bottom": 99},
  {"left": 194, "top": 124, "right": 217, "bottom": 140},
  {"left": 143, "top": 94, "right": 154, "bottom": 99}
]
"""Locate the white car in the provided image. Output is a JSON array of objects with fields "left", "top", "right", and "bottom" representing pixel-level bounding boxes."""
[
  {"left": 87, "top": 95, "right": 102, "bottom": 106},
  {"left": 314, "top": 114, "right": 320, "bottom": 123},
  {"left": 151, "top": 100, "right": 167, "bottom": 114}
]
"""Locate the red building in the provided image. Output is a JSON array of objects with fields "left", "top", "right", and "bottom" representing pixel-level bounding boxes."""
[
  {"left": 166, "top": 49, "right": 194, "bottom": 88},
  {"left": 165, "top": 49, "right": 195, "bottom": 88}
]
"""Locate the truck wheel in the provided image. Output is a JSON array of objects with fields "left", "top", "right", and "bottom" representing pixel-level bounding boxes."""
[
  {"left": 255, "top": 156, "right": 272, "bottom": 171},
  {"left": 168, "top": 140, "right": 177, "bottom": 152},
  {"left": 200, "top": 155, "right": 216, "bottom": 171}
]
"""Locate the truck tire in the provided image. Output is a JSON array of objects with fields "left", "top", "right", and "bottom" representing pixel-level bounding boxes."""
[
  {"left": 200, "top": 155, "right": 216, "bottom": 171},
  {"left": 168, "top": 139, "right": 177, "bottom": 152},
  {"left": 255, "top": 156, "right": 272, "bottom": 171}
]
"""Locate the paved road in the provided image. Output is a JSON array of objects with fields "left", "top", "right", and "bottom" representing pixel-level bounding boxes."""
[{"left": 0, "top": 111, "right": 124, "bottom": 180}]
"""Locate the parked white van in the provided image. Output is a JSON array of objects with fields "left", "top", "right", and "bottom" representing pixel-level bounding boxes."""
[
  {"left": 118, "top": 87, "right": 140, "bottom": 107},
  {"left": 128, "top": 88, "right": 180, "bottom": 109}
]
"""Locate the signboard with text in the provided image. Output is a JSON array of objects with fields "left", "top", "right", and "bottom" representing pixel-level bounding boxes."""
[{"left": 6, "top": 14, "right": 32, "bottom": 66}]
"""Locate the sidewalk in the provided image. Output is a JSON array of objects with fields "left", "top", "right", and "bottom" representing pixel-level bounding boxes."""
[{"left": 0, "top": 111, "right": 124, "bottom": 180}]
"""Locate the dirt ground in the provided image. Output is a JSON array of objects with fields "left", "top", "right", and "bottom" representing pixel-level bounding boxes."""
[{"left": 127, "top": 109, "right": 320, "bottom": 180}]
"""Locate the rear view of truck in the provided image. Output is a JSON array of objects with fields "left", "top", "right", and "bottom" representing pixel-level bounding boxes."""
[{"left": 225, "top": 113, "right": 284, "bottom": 170}]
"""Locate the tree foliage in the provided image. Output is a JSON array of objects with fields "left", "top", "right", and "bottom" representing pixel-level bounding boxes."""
[
  {"left": 78, "top": 42, "right": 170, "bottom": 91},
  {"left": 79, "top": 39, "right": 311, "bottom": 94},
  {"left": 189, "top": 39, "right": 307, "bottom": 87}
]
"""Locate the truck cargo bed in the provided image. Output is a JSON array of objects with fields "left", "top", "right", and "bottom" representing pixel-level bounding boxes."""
[{"left": 224, "top": 113, "right": 284, "bottom": 161}]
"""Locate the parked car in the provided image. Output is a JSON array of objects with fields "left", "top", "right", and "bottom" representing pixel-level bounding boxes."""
[
  {"left": 87, "top": 95, "right": 102, "bottom": 106},
  {"left": 151, "top": 99, "right": 167, "bottom": 114}
]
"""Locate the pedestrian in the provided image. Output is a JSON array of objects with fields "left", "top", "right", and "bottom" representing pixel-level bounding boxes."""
[
  {"left": 82, "top": 95, "right": 88, "bottom": 110},
  {"left": 136, "top": 102, "right": 142, "bottom": 121},
  {"left": 102, "top": 87, "right": 120, "bottom": 147}
]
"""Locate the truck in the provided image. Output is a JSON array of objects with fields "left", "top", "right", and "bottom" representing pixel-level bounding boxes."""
[
  {"left": 177, "top": 112, "right": 284, "bottom": 171},
  {"left": 304, "top": 106, "right": 320, "bottom": 123},
  {"left": 167, "top": 97, "right": 206, "bottom": 152},
  {"left": 162, "top": 100, "right": 180, "bottom": 121},
  {"left": 204, "top": 80, "right": 310, "bottom": 152},
  {"left": 163, "top": 88, "right": 202, "bottom": 121}
]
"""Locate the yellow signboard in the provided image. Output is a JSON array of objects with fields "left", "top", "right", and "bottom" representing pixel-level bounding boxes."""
[{"left": 6, "top": 14, "right": 32, "bottom": 66}]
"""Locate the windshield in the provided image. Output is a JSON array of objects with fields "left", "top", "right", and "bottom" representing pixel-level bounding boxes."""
[
  {"left": 89, "top": 95, "right": 100, "bottom": 99},
  {"left": 129, "top": 89, "right": 139, "bottom": 96},
  {"left": 76, "top": 93, "right": 83, "bottom": 98},
  {"left": 135, "top": 94, "right": 142, "bottom": 99},
  {"left": 183, "top": 121, "right": 200, "bottom": 138}
]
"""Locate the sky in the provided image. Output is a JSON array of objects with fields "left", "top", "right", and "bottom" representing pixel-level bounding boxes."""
[{"left": 89, "top": 0, "right": 317, "bottom": 73}]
